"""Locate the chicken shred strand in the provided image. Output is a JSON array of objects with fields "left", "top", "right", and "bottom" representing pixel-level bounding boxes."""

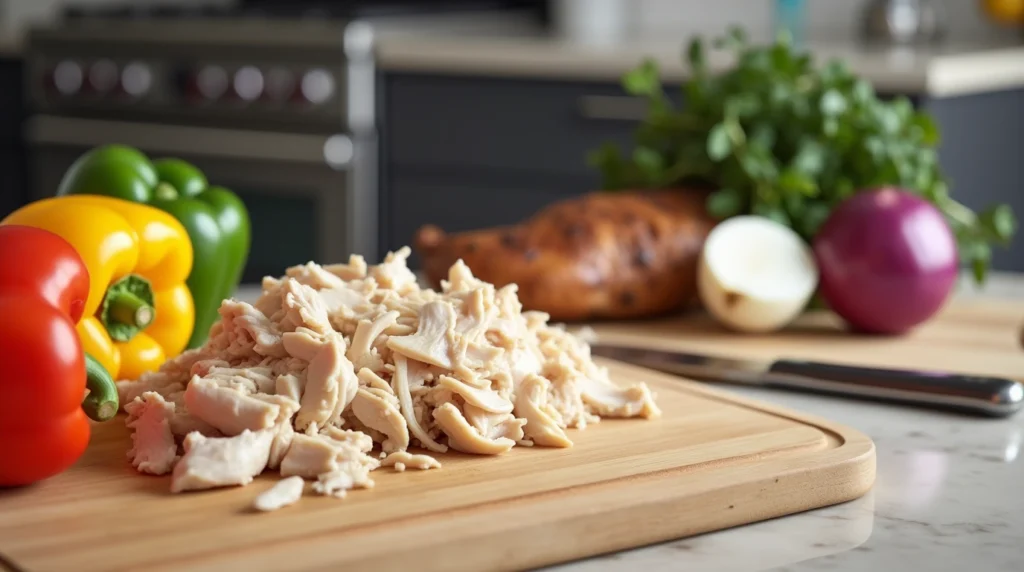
[{"left": 252, "top": 476, "right": 305, "bottom": 512}]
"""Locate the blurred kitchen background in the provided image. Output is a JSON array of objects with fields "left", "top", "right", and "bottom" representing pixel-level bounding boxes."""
[{"left": 0, "top": 0, "right": 1021, "bottom": 283}]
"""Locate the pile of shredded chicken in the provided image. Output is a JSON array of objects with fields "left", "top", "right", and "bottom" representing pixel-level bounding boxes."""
[{"left": 117, "top": 247, "right": 660, "bottom": 510}]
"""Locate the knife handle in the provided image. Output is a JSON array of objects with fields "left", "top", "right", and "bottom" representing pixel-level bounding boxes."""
[{"left": 766, "top": 359, "right": 1024, "bottom": 418}]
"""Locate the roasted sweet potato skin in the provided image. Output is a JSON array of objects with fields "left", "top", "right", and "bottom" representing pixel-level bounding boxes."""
[{"left": 414, "top": 189, "right": 716, "bottom": 321}]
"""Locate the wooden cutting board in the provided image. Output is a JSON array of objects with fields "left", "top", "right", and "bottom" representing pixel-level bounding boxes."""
[
  {"left": 0, "top": 358, "right": 874, "bottom": 572},
  {"left": 589, "top": 297, "right": 1024, "bottom": 380}
]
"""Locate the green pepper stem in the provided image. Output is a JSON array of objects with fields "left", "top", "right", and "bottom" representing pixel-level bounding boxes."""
[
  {"left": 107, "top": 290, "right": 154, "bottom": 328},
  {"left": 99, "top": 274, "right": 157, "bottom": 342},
  {"left": 154, "top": 182, "right": 179, "bottom": 201},
  {"left": 82, "top": 354, "right": 119, "bottom": 422}
]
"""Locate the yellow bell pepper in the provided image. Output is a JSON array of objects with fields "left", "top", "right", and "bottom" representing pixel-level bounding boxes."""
[{"left": 1, "top": 195, "right": 194, "bottom": 381}]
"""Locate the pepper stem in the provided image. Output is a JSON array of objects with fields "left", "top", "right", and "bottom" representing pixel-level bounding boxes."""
[
  {"left": 98, "top": 274, "right": 157, "bottom": 342},
  {"left": 154, "top": 182, "right": 179, "bottom": 201},
  {"left": 82, "top": 353, "right": 119, "bottom": 422},
  {"left": 108, "top": 290, "right": 154, "bottom": 329}
]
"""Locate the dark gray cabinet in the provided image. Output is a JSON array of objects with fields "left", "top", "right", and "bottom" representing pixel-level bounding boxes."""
[
  {"left": 379, "top": 73, "right": 634, "bottom": 264},
  {"left": 385, "top": 74, "right": 635, "bottom": 175},
  {"left": 924, "top": 89, "right": 1024, "bottom": 273},
  {"left": 0, "top": 56, "right": 28, "bottom": 220},
  {"left": 379, "top": 71, "right": 1024, "bottom": 272}
]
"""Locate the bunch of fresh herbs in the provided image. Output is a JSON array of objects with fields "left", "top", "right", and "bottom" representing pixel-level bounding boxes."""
[{"left": 588, "top": 28, "right": 1016, "bottom": 283}]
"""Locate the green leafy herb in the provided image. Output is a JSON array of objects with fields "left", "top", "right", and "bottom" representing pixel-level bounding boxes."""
[{"left": 588, "top": 27, "right": 1017, "bottom": 284}]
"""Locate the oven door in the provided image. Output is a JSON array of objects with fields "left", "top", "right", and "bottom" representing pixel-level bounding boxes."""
[{"left": 24, "top": 115, "right": 378, "bottom": 285}]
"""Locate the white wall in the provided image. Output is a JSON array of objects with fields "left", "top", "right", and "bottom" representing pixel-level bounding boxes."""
[
  {"left": 632, "top": 0, "right": 1018, "bottom": 44},
  {"left": 1, "top": 0, "right": 231, "bottom": 40},
  {"left": 2, "top": 0, "right": 1018, "bottom": 44}
]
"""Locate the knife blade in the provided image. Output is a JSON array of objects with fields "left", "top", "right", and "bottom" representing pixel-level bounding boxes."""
[{"left": 589, "top": 344, "right": 1024, "bottom": 418}]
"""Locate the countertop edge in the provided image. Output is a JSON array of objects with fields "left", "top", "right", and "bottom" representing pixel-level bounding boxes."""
[
  {"left": 375, "top": 37, "right": 1024, "bottom": 97},
  {"left": 927, "top": 47, "right": 1024, "bottom": 97},
  {"left": 5, "top": 25, "right": 1024, "bottom": 97}
]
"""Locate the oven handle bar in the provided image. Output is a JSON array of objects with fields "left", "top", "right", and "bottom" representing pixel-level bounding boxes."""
[{"left": 24, "top": 115, "right": 353, "bottom": 169}]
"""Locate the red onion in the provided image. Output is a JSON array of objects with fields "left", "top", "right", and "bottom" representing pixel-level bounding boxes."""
[{"left": 812, "top": 187, "right": 959, "bottom": 335}]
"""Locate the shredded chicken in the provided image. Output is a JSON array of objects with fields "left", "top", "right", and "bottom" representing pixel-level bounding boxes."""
[
  {"left": 388, "top": 302, "right": 456, "bottom": 370},
  {"left": 184, "top": 377, "right": 280, "bottom": 436},
  {"left": 118, "top": 379, "right": 185, "bottom": 411},
  {"left": 253, "top": 476, "right": 305, "bottom": 512},
  {"left": 348, "top": 311, "right": 399, "bottom": 372},
  {"left": 280, "top": 433, "right": 373, "bottom": 478},
  {"left": 294, "top": 338, "right": 345, "bottom": 433},
  {"left": 438, "top": 375, "right": 513, "bottom": 414},
  {"left": 350, "top": 388, "right": 409, "bottom": 453},
  {"left": 392, "top": 354, "right": 448, "bottom": 453},
  {"left": 515, "top": 374, "right": 573, "bottom": 448},
  {"left": 257, "top": 394, "right": 300, "bottom": 470},
  {"left": 320, "top": 426, "right": 374, "bottom": 453},
  {"left": 117, "top": 246, "right": 659, "bottom": 508},
  {"left": 124, "top": 392, "right": 179, "bottom": 475},
  {"left": 381, "top": 451, "right": 442, "bottom": 472},
  {"left": 433, "top": 402, "right": 516, "bottom": 455},
  {"left": 274, "top": 373, "right": 304, "bottom": 403},
  {"left": 170, "top": 429, "right": 274, "bottom": 493}
]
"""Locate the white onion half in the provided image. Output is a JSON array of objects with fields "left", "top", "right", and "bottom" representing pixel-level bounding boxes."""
[{"left": 697, "top": 215, "right": 819, "bottom": 334}]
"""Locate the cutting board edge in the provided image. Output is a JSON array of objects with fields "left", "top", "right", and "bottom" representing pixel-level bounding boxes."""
[
  {"left": 165, "top": 430, "right": 875, "bottom": 572},
  {"left": 142, "top": 377, "right": 877, "bottom": 572}
]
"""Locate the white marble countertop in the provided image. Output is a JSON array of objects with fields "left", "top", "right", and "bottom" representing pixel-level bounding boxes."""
[
  {"left": 565, "top": 273, "right": 1022, "bottom": 571},
  {"left": 375, "top": 25, "right": 1024, "bottom": 98},
  {"left": 547, "top": 377, "right": 1023, "bottom": 572},
  {"left": 234, "top": 270, "right": 1024, "bottom": 571}
]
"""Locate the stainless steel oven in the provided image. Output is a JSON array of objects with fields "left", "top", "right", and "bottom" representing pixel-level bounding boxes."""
[{"left": 23, "top": 16, "right": 379, "bottom": 285}]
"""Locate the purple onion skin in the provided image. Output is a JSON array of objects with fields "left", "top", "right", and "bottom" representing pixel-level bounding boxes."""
[{"left": 813, "top": 187, "right": 959, "bottom": 335}]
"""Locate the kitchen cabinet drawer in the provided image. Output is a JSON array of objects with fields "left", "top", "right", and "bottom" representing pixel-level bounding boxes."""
[
  {"left": 383, "top": 168, "right": 595, "bottom": 267},
  {"left": 384, "top": 73, "right": 664, "bottom": 176}
]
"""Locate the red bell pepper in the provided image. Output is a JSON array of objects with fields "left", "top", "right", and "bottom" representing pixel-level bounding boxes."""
[{"left": 0, "top": 225, "right": 119, "bottom": 487}]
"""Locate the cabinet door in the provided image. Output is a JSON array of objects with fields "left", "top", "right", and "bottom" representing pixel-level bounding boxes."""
[
  {"left": 385, "top": 169, "right": 594, "bottom": 268},
  {"left": 384, "top": 73, "right": 657, "bottom": 176},
  {"left": 926, "top": 90, "right": 1024, "bottom": 273}
]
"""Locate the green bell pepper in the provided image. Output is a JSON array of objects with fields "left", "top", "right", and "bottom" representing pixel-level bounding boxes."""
[{"left": 56, "top": 144, "right": 251, "bottom": 349}]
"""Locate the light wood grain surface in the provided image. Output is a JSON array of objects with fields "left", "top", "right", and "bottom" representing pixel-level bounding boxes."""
[
  {"left": 590, "top": 298, "right": 1024, "bottom": 380},
  {"left": 0, "top": 360, "right": 874, "bottom": 572}
]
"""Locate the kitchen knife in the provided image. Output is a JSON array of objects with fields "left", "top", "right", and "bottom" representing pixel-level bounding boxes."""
[{"left": 589, "top": 344, "right": 1024, "bottom": 418}]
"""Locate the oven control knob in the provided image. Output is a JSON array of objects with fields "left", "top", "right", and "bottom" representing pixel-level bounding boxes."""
[
  {"left": 87, "top": 59, "right": 119, "bottom": 95},
  {"left": 298, "top": 68, "right": 335, "bottom": 105},
  {"left": 195, "top": 65, "right": 229, "bottom": 101},
  {"left": 121, "top": 61, "right": 153, "bottom": 98},
  {"left": 232, "top": 66, "right": 264, "bottom": 102},
  {"left": 52, "top": 60, "right": 84, "bottom": 96}
]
